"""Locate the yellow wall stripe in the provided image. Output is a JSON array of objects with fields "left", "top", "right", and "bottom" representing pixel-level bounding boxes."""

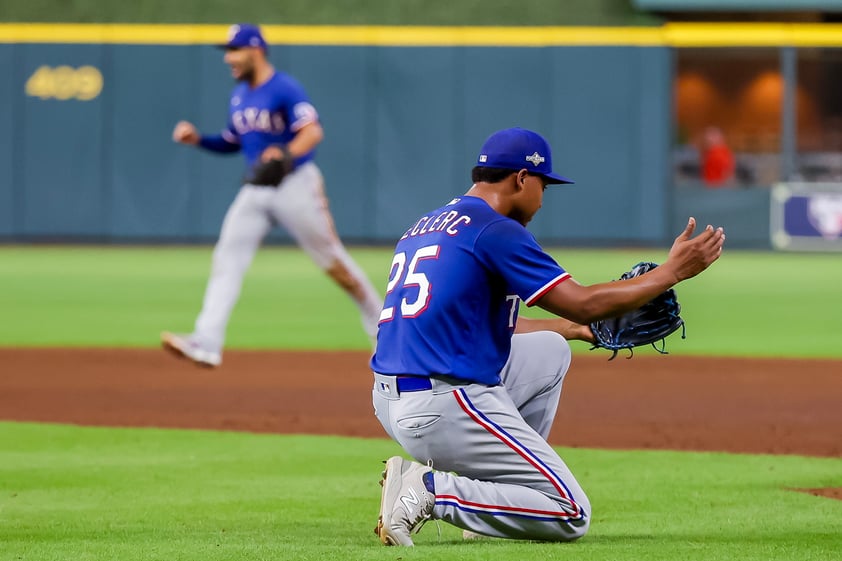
[
  {"left": 0, "top": 24, "right": 664, "bottom": 46},
  {"left": 663, "top": 23, "right": 842, "bottom": 47},
  {"left": 2, "top": 22, "right": 842, "bottom": 47}
]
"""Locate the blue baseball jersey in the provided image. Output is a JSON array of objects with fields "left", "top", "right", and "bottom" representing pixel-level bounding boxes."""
[
  {"left": 370, "top": 196, "right": 571, "bottom": 385},
  {"left": 219, "top": 71, "right": 319, "bottom": 167}
]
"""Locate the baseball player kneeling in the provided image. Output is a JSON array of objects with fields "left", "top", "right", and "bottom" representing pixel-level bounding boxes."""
[{"left": 371, "top": 127, "right": 725, "bottom": 545}]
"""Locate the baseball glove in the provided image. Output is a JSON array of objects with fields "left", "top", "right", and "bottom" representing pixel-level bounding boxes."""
[
  {"left": 246, "top": 146, "right": 294, "bottom": 186},
  {"left": 589, "top": 261, "right": 685, "bottom": 360}
]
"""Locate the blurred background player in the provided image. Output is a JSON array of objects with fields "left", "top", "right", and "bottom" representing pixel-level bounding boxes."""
[{"left": 161, "top": 23, "right": 382, "bottom": 367}]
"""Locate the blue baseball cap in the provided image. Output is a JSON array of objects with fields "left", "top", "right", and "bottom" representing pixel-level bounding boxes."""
[
  {"left": 476, "top": 127, "right": 574, "bottom": 185},
  {"left": 218, "top": 23, "right": 268, "bottom": 51}
]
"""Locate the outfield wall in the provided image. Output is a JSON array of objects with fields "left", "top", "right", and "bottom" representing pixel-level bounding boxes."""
[
  {"left": 0, "top": 39, "right": 676, "bottom": 245},
  {"left": 18, "top": 23, "right": 838, "bottom": 247}
]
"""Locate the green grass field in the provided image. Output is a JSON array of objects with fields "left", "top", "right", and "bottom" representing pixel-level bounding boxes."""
[
  {"left": 0, "top": 245, "right": 839, "bottom": 356},
  {"left": 1, "top": 245, "right": 840, "bottom": 560},
  {"left": 1, "top": 422, "right": 840, "bottom": 561}
]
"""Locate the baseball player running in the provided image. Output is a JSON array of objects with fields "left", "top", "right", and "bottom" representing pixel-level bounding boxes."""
[
  {"left": 371, "top": 127, "right": 725, "bottom": 545},
  {"left": 162, "top": 23, "right": 382, "bottom": 367}
]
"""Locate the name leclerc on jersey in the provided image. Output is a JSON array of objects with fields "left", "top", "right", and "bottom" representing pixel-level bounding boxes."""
[{"left": 400, "top": 199, "right": 472, "bottom": 240}]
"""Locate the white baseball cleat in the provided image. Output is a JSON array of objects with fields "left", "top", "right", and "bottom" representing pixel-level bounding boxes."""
[
  {"left": 160, "top": 332, "right": 222, "bottom": 368},
  {"left": 375, "top": 456, "right": 434, "bottom": 546}
]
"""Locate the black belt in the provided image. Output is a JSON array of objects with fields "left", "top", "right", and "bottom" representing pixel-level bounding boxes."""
[{"left": 395, "top": 375, "right": 433, "bottom": 393}]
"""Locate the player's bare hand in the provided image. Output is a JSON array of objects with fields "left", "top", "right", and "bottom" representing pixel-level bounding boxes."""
[
  {"left": 664, "top": 217, "right": 725, "bottom": 282},
  {"left": 173, "top": 121, "right": 200, "bottom": 145},
  {"left": 260, "top": 145, "right": 288, "bottom": 162}
]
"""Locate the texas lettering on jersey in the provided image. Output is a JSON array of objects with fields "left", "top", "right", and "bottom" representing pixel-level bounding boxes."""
[
  {"left": 230, "top": 105, "right": 287, "bottom": 135},
  {"left": 222, "top": 71, "right": 319, "bottom": 166},
  {"left": 371, "top": 196, "right": 571, "bottom": 385}
]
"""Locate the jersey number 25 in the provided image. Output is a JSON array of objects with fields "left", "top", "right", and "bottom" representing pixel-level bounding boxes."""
[{"left": 379, "top": 244, "right": 440, "bottom": 322}]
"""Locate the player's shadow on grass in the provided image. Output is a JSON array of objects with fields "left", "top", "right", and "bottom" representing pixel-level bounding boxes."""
[{"left": 421, "top": 534, "right": 659, "bottom": 547}]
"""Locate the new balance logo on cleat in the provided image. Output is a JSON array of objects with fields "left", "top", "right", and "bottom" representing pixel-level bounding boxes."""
[
  {"left": 375, "top": 456, "right": 434, "bottom": 547},
  {"left": 400, "top": 487, "right": 421, "bottom": 512}
]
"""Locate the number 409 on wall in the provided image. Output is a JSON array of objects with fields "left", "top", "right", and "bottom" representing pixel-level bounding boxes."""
[{"left": 25, "top": 65, "right": 103, "bottom": 101}]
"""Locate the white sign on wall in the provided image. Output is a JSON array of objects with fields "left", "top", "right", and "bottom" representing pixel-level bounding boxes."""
[{"left": 771, "top": 183, "right": 842, "bottom": 251}]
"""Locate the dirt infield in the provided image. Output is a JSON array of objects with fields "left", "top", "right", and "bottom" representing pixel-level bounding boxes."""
[
  {"left": 2, "top": 348, "right": 840, "bottom": 458},
  {"left": 3, "top": 348, "right": 840, "bottom": 500}
]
